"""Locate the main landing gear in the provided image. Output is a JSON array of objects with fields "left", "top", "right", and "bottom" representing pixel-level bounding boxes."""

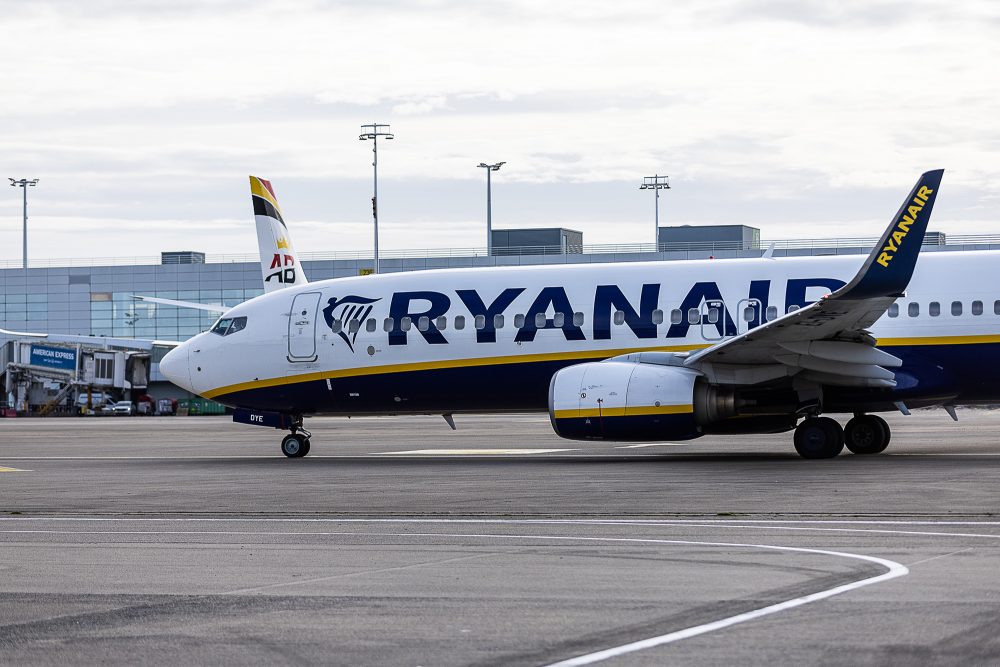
[
  {"left": 281, "top": 417, "right": 312, "bottom": 458},
  {"left": 793, "top": 414, "right": 891, "bottom": 459}
]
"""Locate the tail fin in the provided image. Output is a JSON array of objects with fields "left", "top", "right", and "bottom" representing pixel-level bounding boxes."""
[{"left": 250, "top": 176, "right": 309, "bottom": 293}]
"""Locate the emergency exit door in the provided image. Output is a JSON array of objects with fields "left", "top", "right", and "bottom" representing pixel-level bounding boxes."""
[{"left": 288, "top": 292, "right": 322, "bottom": 362}]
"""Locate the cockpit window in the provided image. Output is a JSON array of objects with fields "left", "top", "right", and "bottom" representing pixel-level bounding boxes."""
[{"left": 210, "top": 316, "right": 247, "bottom": 336}]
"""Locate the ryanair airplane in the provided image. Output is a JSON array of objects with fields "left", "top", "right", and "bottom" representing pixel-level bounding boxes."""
[{"left": 160, "top": 170, "right": 990, "bottom": 460}]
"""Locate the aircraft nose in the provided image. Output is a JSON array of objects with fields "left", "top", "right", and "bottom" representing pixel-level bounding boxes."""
[{"left": 159, "top": 344, "right": 191, "bottom": 391}]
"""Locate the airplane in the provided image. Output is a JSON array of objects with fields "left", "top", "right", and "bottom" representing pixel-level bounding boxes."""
[
  {"left": 159, "top": 169, "right": 991, "bottom": 460},
  {"left": 2, "top": 176, "right": 306, "bottom": 351},
  {"left": 130, "top": 176, "right": 309, "bottom": 315}
]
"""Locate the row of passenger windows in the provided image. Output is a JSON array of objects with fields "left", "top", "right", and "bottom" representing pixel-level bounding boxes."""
[
  {"left": 327, "top": 299, "right": 1000, "bottom": 335},
  {"left": 331, "top": 307, "right": 753, "bottom": 334},
  {"left": 887, "top": 300, "right": 1000, "bottom": 318}
]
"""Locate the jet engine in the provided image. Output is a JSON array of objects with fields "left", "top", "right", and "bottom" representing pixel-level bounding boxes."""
[
  {"left": 548, "top": 360, "right": 799, "bottom": 441},
  {"left": 548, "top": 361, "right": 703, "bottom": 441}
]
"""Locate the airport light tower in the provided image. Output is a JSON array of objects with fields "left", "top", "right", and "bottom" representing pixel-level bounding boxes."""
[
  {"left": 477, "top": 162, "right": 505, "bottom": 256},
  {"left": 359, "top": 123, "right": 394, "bottom": 274},
  {"left": 639, "top": 174, "right": 670, "bottom": 251},
  {"left": 9, "top": 178, "right": 39, "bottom": 270}
]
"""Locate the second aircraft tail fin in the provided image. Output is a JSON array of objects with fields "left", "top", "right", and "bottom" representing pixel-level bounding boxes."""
[{"left": 250, "top": 175, "right": 309, "bottom": 293}]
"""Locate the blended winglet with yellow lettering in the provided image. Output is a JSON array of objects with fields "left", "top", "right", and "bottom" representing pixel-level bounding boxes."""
[
  {"left": 686, "top": 170, "right": 944, "bottom": 370},
  {"left": 250, "top": 176, "right": 309, "bottom": 293},
  {"left": 839, "top": 169, "right": 943, "bottom": 300}
]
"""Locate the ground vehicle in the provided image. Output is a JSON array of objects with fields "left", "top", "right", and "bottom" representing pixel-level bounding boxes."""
[{"left": 111, "top": 400, "right": 134, "bottom": 416}]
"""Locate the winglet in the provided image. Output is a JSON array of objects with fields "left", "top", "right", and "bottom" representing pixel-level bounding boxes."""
[
  {"left": 835, "top": 169, "right": 943, "bottom": 300},
  {"left": 250, "top": 176, "right": 309, "bottom": 293}
]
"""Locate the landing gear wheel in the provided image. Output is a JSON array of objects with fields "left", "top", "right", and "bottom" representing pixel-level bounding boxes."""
[
  {"left": 844, "top": 414, "right": 890, "bottom": 455},
  {"left": 281, "top": 433, "right": 309, "bottom": 458},
  {"left": 793, "top": 417, "right": 845, "bottom": 459}
]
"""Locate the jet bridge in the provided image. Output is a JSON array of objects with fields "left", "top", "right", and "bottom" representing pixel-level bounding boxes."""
[{"left": 1, "top": 338, "right": 150, "bottom": 416}]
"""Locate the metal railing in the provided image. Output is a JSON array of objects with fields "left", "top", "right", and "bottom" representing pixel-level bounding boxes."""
[{"left": 2, "top": 234, "right": 999, "bottom": 269}]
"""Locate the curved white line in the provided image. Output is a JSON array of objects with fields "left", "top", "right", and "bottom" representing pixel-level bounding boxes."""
[{"left": 0, "top": 519, "right": 910, "bottom": 665}]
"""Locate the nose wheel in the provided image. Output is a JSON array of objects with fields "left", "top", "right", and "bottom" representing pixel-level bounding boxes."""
[{"left": 281, "top": 432, "right": 311, "bottom": 458}]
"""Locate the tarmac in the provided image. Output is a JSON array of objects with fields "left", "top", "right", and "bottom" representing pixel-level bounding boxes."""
[{"left": 1, "top": 409, "right": 999, "bottom": 665}]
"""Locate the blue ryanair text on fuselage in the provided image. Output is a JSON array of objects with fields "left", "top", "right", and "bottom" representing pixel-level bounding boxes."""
[{"left": 322, "top": 277, "right": 847, "bottom": 348}]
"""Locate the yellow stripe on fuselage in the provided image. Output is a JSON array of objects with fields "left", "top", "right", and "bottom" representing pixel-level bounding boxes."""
[
  {"left": 202, "top": 343, "right": 709, "bottom": 399},
  {"left": 553, "top": 404, "right": 694, "bottom": 419},
  {"left": 876, "top": 333, "right": 1000, "bottom": 347}
]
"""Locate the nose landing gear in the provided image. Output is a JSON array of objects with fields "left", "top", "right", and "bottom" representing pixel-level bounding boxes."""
[{"left": 281, "top": 415, "right": 312, "bottom": 458}]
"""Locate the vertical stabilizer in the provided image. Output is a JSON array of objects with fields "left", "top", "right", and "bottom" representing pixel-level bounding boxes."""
[{"left": 250, "top": 176, "right": 309, "bottom": 292}]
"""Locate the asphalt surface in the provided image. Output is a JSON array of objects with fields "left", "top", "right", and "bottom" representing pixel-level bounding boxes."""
[{"left": 1, "top": 409, "right": 999, "bottom": 665}]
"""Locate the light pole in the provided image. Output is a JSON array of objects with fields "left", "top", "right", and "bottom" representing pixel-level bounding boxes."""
[
  {"left": 359, "top": 123, "right": 393, "bottom": 274},
  {"left": 477, "top": 162, "right": 504, "bottom": 256},
  {"left": 9, "top": 178, "right": 39, "bottom": 269},
  {"left": 639, "top": 175, "right": 670, "bottom": 251}
]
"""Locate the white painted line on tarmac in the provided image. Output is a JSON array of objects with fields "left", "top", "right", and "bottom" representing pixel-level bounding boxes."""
[
  {"left": 0, "top": 466, "right": 29, "bottom": 472},
  {"left": 0, "top": 519, "right": 910, "bottom": 665},
  {"left": 374, "top": 448, "right": 578, "bottom": 455}
]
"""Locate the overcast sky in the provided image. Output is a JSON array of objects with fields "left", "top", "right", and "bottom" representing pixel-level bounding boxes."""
[{"left": 1, "top": 0, "right": 999, "bottom": 263}]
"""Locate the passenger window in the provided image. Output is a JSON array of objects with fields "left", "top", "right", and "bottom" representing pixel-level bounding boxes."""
[
  {"left": 383, "top": 317, "right": 393, "bottom": 332},
  {"left": 707, "top": 308, "right": 719, "bottom": 324},
  {"left": 652, "top": 309, "right": 664, "bottom": 325},
  {"left": 514, "top": 314, "right": 525, "bottom": 328},
  {"left": 973, "top": 300, "right": 983, "bottom": 316},
  {"left": 929, "top": 302, "right": 940, "bottom": 317},
  {"left": 330, "top": 319, "right": 343, "bottom": 333},
  {"left": 417, "top": 316, "right": 430, "bottom": 332},
  {"left": 951, "top": 301, "right": 962, "bottom": 316},
  {"left": 670, "top": 309, "right": 683, "bottom": 325},
  {"left": 573, "top": 312, "right": 585, "bottom": 327},
  {"left": 787, "top": 305, "right": 800, "bottom": 313},
  {"left": 401, "top": 316, "right": 412, "bottom": 331},
  {"left": 743, "top": 306, "right": 755, "bottom": 322},
  {"left": 494, "top": 314, "right": 505, "bottom": 329},
  {"left": 349, "top": 319, "right": 361, "bottom": 334},
  {"left": 553, "top": 312, "right": 565, "bottom": 327},
  {"left": 474, "top": 314, "right": 486, "bottom": 330},
  {"left": 687, "top": 308, "right": 700, "bottom": 325},
  {"left": 535, "top": 312, "right": 546, "bottom": 328},
  {"left": 887, "top": 304, "right": 899, "bottom": 318},
  {"left": 765, "top": 305, "right": 778, "bottom": 321},
  {"left": 366, "top": 318, "right": 377, "bottom": 332},
  {"left": 908, "top": 303, "right": 919, "bottom": 317},
  {"left": 613, "top": 310, "right": 625, "bottom": 325},
  {"left": 995, "top": 301, "right": 1000, "bottom": 316},
  {"left": 210, "top": 318, "right": 232, "bottom": 336},
  {"left": 435, "top": 316, "right": 447, "bottom": 331},
  {"left": 454, "top": 315, "right": 466, "bottom": 330}
]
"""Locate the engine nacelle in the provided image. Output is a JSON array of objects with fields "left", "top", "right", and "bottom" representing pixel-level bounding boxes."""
[{"left": 549, "top": 361, "right": 702, "bottom": 441}]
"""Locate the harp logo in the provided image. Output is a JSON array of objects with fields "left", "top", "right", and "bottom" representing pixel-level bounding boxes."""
[{"left": 322, "top": 295, "right": 381, "bottom": 352}]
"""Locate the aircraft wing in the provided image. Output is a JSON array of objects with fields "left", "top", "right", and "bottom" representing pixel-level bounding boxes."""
[
  {"left": 0, "top": 327, "right": 180, "bottom": 351},
  {"left": 130, "top": 294, "right": 228, "bottom": 314},
  {"left": 684, "top": 169, "right": 944, "bottom": 386}
]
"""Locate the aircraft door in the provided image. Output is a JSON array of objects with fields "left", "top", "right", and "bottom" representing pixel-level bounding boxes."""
[
  {"left": 288, "top": 291, "right": 322, "bottom": 362},
  {"left": 699, "top": 299, "right": 725, "bottom": 341},
  {"left": 736, "top": 298, "right": 762, "bottom": 335}
]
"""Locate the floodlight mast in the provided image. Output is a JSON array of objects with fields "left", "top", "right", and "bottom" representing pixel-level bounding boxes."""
[
  {"left": 477, "top": 162, "right": 505, "bottom": 256},
  {"left": 359, "top": 123, "right": 394, "bottom": 274},
  {"left": 9, "top": 178, "right": 39, "bottom": 270},
  {"left": 639, "top": 174, "right": 670, "bottom": 251}
]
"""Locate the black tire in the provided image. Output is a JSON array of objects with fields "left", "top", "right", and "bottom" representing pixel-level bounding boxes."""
[
  {"left": 844, "top": 414, "right": 890, "bottom": 455},
  {"left": 794, "top": 417, "right": 845, "bottom": 459},
  {"left": 281, "top": 433, "right": 308, "bottom": 458},
  {"left": 300, "top": 439, "right": 311, "bottom": 457}
]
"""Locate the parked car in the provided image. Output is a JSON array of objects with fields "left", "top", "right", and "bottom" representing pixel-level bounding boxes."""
[{"left": 112, "top": 400, "right": 135, "bottom": 416}]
